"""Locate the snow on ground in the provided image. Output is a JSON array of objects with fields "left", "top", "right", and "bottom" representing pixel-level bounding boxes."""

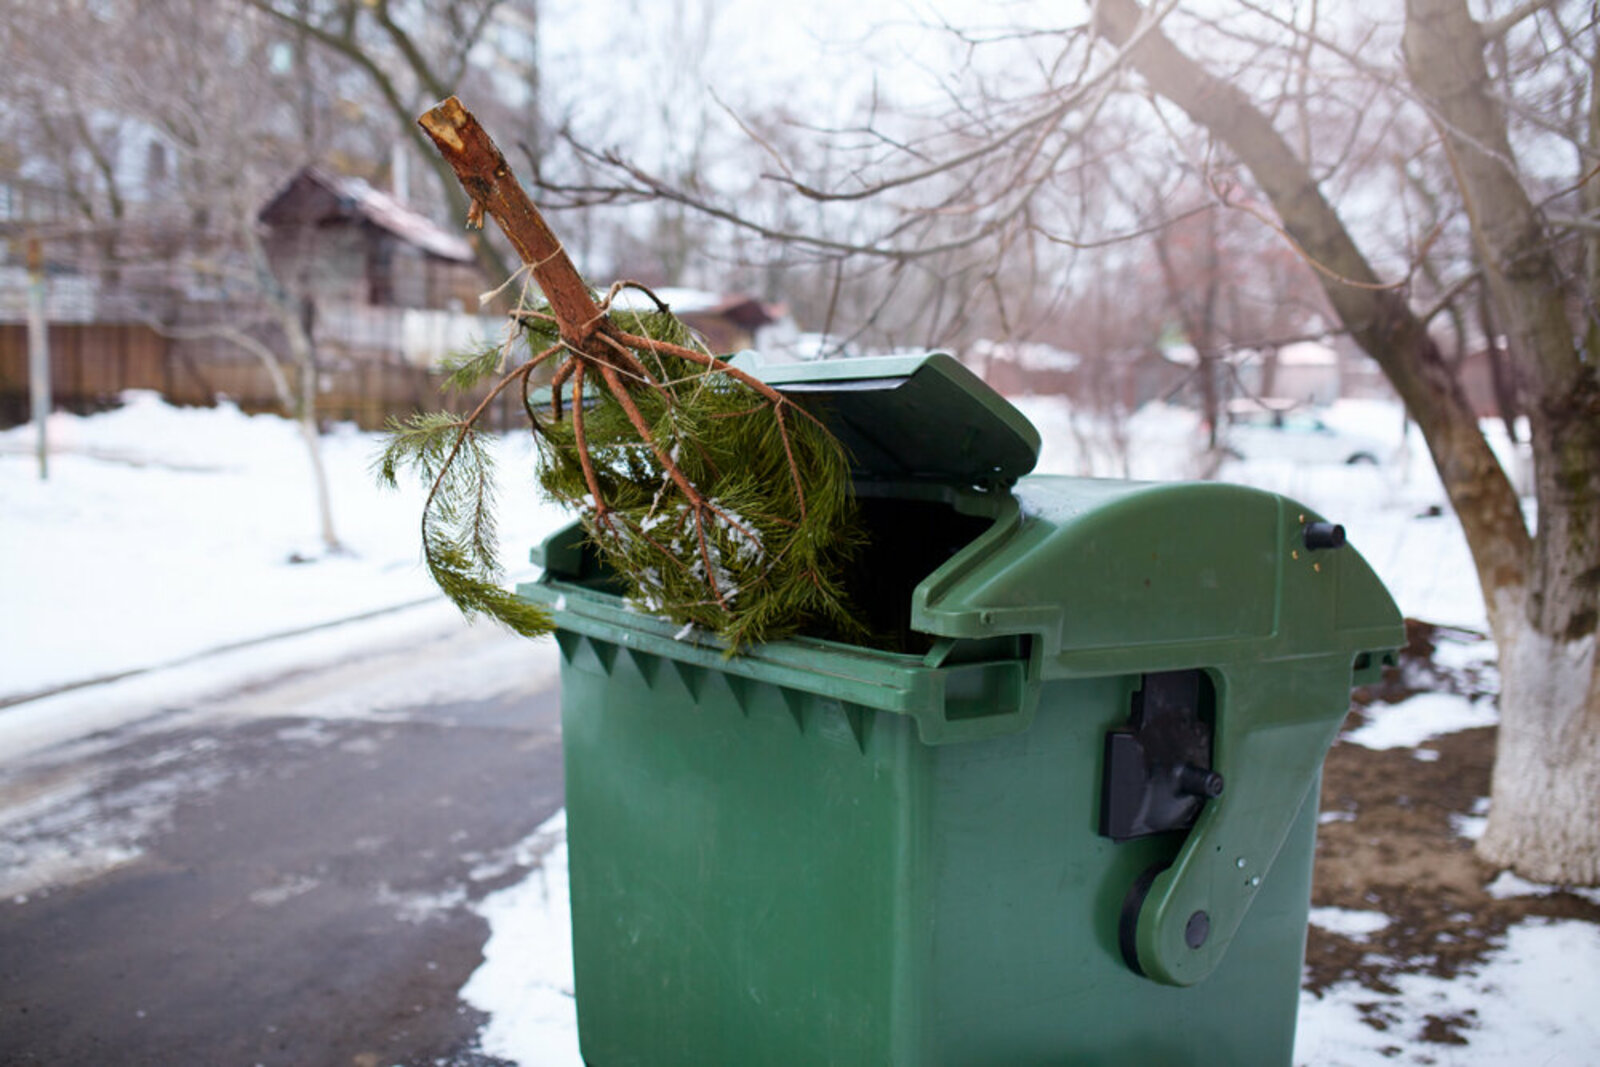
[
  {"left": 1343, "top": 691, "right": 1501, "bottom": 751},
  {"left": 462, "top": 811, "right": 583, "bottom": 1066},
  {"left": 1, "top": 389, "right": 1584, "bottom": 1066},
  {"left": 1296, "top": 919, "right": 1600, "bottom": 1067},
  {"left": 1308, "top": 907, "right": 1392, "bottom": 938},
  {"left": 0, "top": 729, "right": 232, "bottom": 901},
  {"left": 1486, "top": 871, "right": 1600, "bottom": 907},
  {"left": 1451, "top": 797, "right": 1492, "bottom": 842},
  {"left": 0, "top": 599, "right": 526, "bottom": 763},
  {"left": 0, "top": 391, "right": 569, "bottom": 702}
]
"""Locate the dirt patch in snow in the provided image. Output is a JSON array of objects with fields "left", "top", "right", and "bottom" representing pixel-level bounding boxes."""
[{"left": 1305, "top": 619, "right": 1600, "bottom": 1002}]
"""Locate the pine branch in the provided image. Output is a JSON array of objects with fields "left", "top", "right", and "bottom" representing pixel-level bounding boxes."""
[
  {"left": 377, "top": 410, "right": 555, "bottom": 639},
  {"left": 439, "top": 343, "right": 506, "bottom": 393}
]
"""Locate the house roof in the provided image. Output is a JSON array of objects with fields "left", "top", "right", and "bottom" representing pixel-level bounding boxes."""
[
  {"left": 259, "top": 167, "right": 476, "bottom": 264},
  {"left": 1277, "top": 340, "right": 1338, "bottom": 366},
  {"left": 608, "top": 286, "right": 781, "bottom": 329}
]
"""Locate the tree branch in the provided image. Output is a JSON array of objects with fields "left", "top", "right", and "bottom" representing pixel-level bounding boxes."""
[
  {"left": 1480, "top": 0, "right": 1553, "bottom": 41},
  {"left": 1096, "top": 0, "right": 1531, "bottom": 615},
  {"left": 754, "top": 0, "right": 1181, "bottom": 205}
]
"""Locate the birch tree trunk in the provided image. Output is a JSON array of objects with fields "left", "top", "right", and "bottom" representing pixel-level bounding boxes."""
[
  {"left": 286, "top": 301, "right": 343, "bottom": 556},
  {"left": 1097, "top": 0, "right": 1600, "bottom": 883},
  {"left": 1403, "top": 0, "right": 1600, "bottom": 884},
  {"left": 241, "top": 222, "right": 346, "bottom": 556}
]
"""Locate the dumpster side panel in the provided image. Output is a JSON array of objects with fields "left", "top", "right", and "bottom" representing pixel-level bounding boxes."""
[
  {"left": 558, "top": 638, "right": 932, "bottom": 1066},
  {"left": 925, "top": 675, "right": 1314, "bottom": 1065}
]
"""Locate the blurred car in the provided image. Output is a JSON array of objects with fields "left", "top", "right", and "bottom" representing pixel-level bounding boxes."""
[{"left": 1215, "top": 399, "right": 1388, "bottom": 465}]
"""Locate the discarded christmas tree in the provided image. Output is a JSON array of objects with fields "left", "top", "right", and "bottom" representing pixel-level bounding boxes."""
[{"left": 378, "top": 97, "right": 863, "bottom": 650}]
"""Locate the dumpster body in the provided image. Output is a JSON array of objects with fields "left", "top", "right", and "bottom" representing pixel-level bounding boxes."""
[{"left": 522, "top": 354, "right": 1403, "bottom": 1066}]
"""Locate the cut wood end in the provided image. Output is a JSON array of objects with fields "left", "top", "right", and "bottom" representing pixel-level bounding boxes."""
[{"left": 418, "top": 96, "right": 469, "bottom": 153}]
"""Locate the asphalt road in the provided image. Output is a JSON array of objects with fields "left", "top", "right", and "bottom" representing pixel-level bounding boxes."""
[{"left": 0, "top": 616, "right": 566, "bottom": 1066}]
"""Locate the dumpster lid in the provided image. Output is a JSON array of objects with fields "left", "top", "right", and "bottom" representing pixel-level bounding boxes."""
[{"left": 751, "top": 352, "right": 1040, "bottom": 486}]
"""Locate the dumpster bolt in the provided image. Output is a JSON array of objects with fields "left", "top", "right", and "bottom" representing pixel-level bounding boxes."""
[
  {"left": 1185, "top": 910, "right": 1210, "bottom": 949},
  {"left": 1235, "top": 857, "right": 1247, "bottom": 869},
  {"left": 1177, "top": 764, "right": 1225, "bottom": 799},
  {"left": 1249, "top": 875, "right": 1262, "bottom": 888}
]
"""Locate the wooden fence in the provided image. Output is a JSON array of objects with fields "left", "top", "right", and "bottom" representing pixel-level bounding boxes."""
[{"left": 0, "top": 322, "right": 526, "bottom": 431}]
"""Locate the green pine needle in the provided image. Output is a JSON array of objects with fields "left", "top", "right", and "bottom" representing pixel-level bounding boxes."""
[
  {"left": 376, "top": 410, "right": 555, "bottom": 639},
  {"left": 439, "top": 344, "right": 506, "bottom": 394},
  {"left": 380, "top": 298, "right": 865, "bottom": 652}
]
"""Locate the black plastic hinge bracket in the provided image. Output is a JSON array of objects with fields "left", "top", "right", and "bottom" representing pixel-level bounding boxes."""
[{"left": 1099, "top": 670, "right": 1224, "bottom": 842}]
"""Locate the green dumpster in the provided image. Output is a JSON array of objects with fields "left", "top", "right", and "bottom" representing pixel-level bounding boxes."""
[{"left": 520, "top": 353, "right": 1403, "bottom": 1066}]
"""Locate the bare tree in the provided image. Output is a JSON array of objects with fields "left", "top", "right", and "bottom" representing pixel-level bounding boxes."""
[
  {"left": 0, "top": 4, "right": 139, "bottom": 293},
  {"left": 1149, "top": 202, "right": 1228, "bottom": 453},
  {"left": 241, "top": 0, "right": 538, "bottom": 292},
  {"left": 1086, "top": 0, "right": 1599, "bottom": 884},
  {"left": 3, "top": 0, "right": 552, "bottom": 553},
  {"left": 1395, "top": 0, "right": 1598, "bottom": 880},
  {"left": 1, "top": 0, "right": 363, "bottom": 553}
]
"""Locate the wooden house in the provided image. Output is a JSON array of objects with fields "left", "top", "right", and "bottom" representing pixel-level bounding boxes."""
[{"left": 258, "top": 167, "right": 483, "bottom": 314}]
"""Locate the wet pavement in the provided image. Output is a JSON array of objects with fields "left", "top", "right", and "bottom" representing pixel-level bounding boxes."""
[{"left": 0, "top": 628, "right": 565, "bottom": 1066}]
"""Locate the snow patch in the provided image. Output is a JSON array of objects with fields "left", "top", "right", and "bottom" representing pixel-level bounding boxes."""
[
  {"left": 1432, "top": 638, "right": 1497, "bottom": 671},
  {"left": 0, "top": 599, "right": 554, "bottom": 764},
  {"left": 1452, "top": 799, "right": 1491, "bottom": 841},
  {"left": 0, "top": 392, "right": 571, "bottom": 704},
  {"left": 0, "top": 741, "right": 230, "bottom": 898},
  {"left": 462, "top": 815, "right": 567, "bottom": 885},
  {"left": 1343, "top": 692, "right": 1498, "bottom": 750},
  {"left": 1295, "top": 920, "right": 1600, "bottom": 1066},
  {"left": 276, "top": 722, "right": 338, "bottom": 746},
  {"left": 1485, "top": 870, "right": 1600, "bottom": 906},
  {"left": 249, "top": 875, "right": 320, "bottom": 907},
  {"left": 460, "top": 811, "right": 581, "bottom": 1066},
  {"left": 1308, "top": 907, "right": 1391, "bottom": 938},
  {"left": 376, "top": 882, "right": 470, "bottom": 923}
]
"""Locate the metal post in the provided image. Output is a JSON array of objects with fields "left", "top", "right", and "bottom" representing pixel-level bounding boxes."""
[{"left": 26, "top": 237, "right": 50, "bottom": 481}]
